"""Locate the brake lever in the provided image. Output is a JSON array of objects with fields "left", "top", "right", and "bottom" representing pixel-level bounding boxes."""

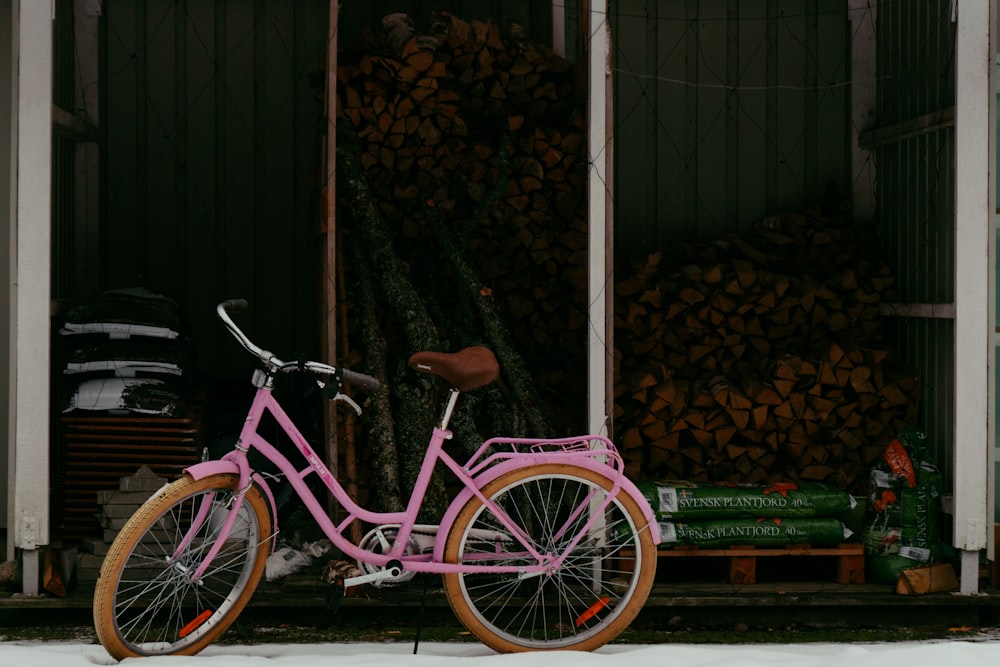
[
  {"left": 333, "top": 392, "right": 363, "bottom": 416},
  {"left": 316, "top": 378, "right": 363, "bottom": 416}
]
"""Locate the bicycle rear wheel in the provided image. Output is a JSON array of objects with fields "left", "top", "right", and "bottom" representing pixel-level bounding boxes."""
[
  {"left": 442, "top": 464, "right": 656, "bottom": 652},
  {"left": 93, "top": 473, "right": 272, "bottom": 659}
]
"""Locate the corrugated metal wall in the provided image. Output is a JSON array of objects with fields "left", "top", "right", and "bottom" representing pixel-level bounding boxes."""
[
  {"left": 872, "top": 2, "right": 956, "bottom": 487},
  {"left": 52, "top": 0, "right": 77, "bottom": 300},
  {"left": 91, "top": 1, "right": 558, "bottom": 377},
  {"left": 98, "top": 0, "right": 330, "bottom": 374},
  {"left": 611, "top": 0, "right": 850, "bottom": 256}
]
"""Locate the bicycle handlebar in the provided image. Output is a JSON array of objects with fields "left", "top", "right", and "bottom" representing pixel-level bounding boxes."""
[
  {"left": 216, "top": 300, "right": 381, "bottom": 391},
  {"left": 339, "top": 367, "right": 382, "bottom": 391},
  {"left": 220, "top": 298, "right": 249, "bottom": 314}
]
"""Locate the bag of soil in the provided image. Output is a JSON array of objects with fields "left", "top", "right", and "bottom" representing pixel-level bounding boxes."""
[
  {"left": 637, "top": 480, "right": 855, "bottom": 521},
  {"left": 862, "top": 426, "right": 943, "bottom": 584},
  {"left": 657, "top": 517, "right": 852, "bottom": 548}
]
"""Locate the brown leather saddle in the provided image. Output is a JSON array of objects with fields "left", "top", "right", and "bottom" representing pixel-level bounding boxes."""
[{"left": 408, "top": 347, "right": 499, "bottom": 391}]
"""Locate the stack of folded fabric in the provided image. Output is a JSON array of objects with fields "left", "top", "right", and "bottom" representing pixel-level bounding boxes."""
[{"left": 59, "top": 288, "right": 193, "bottom": 417}]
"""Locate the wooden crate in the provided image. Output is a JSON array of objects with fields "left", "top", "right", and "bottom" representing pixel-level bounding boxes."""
[{"left": 655, "top": 543, "right": 865, "bottom": 585}]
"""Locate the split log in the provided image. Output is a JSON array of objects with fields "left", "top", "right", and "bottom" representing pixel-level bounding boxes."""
[{"left": 614, "top": 207, "right": 919, "bottom": 493}]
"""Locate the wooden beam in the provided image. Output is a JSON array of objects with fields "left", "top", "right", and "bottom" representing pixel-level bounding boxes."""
[
  {"left": 858, "top": 107, "right": 954, "bottom": 149},
  {"left": 322, "top": 0, "right": 339, "bottom": 517},
  {"left": 878, "top": 302, "right": 956, "bottom": 319},
  {"left": 50, "top": 104, "right": 95, "bottom": 141}
]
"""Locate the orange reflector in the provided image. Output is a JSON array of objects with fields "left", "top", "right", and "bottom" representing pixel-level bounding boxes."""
[
  {"left": 575, "top": 597, "right": 610, "bottom": 627},
  {"left": 178, "top": 609, "right": 214, "bottom": 638}
]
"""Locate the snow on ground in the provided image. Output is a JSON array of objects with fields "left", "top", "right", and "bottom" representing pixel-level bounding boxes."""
[{"left": 4, "top": 637, "right": 1000, "bottom": 667}]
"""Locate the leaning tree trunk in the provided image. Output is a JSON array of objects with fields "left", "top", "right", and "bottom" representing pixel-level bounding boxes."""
[
  {"left": 346, "top": 241, "right": 404, "bottom": 513},
  {"left": 427, "top": 205, "right": 552, "bottom": 437},
  {"left": 338, "top": 132, "right": 449, "bottom": 519}
]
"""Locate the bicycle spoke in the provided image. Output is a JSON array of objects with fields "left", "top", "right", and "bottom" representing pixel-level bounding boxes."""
[
  {"left": 444, "top": 466, "right": 655, "bottom": 651},
  {"left": 95, "top": 476, "right": 270, "bottom": 658}
]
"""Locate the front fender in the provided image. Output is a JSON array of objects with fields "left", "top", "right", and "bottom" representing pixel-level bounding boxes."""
[
  {"left": 432, "top": 457, "right": 660, "bottom": 563},
  {"left": 183, "top": 460, "right": 279, "bottom": 554},
  {"left": 185, "top": 459, "right": 241, "bottom": 480}
]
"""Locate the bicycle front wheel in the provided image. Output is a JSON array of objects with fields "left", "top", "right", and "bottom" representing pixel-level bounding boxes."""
[
  {"left": 442, "top": 464, "right": 656, "bottom": 652},
  {"left": 93, "top": 473, "right": 272, "bottom": 659}
]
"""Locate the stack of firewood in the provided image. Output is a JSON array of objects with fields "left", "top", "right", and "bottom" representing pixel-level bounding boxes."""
[
  {"left": 335, "top": 12, "right": 590, "bottom": 431},
  {"left": 332, "top": 13, "right": 918, "bottom": 495},
  {"left": 613, "top": 206, "right": 920, "bottom": 492}
]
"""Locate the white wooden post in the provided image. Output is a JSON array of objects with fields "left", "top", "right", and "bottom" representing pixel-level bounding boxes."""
[
  {"left": 953, "top": 0, "right": 995, "bottom": 595},
  {"left": 0, "top": 0, "right": 13, "bottom": 550},
  {"left": 587, "top": 0, "right": 612, "bottom": 438},
  {"left": 9, "top": 0, "right": 53, "bottom": 595}
]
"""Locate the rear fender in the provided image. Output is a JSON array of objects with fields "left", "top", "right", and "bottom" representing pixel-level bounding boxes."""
[
  {"left": 432, "top": 457, "right": 660, "bottom": 562},
  {"left": 184, "top": 460, "right": 279, "bottom": 554}
]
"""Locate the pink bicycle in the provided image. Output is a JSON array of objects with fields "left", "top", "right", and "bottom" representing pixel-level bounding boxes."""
[{"left": 93, "top": 300, "right": 659, "bottom": 658}]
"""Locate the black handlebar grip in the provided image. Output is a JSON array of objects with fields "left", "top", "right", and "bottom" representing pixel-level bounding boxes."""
[
  {"left": 342, "top": 369, "right": 381, "bottom": 391},
  {"left": 222, "top": 299, "right": 249, "bottom": 314}
]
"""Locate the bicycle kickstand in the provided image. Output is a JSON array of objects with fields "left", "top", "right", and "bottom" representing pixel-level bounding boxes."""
[{"left": 326, "top": 573, "right": 346, "bottom": 613}]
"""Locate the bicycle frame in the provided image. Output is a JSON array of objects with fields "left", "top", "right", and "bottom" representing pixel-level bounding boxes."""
[
  {"left": 184, "top": 378, "right": 659, "bottom": 584},
  {"left": 91, "top": 301, "right": 662, "bottom": 658}
]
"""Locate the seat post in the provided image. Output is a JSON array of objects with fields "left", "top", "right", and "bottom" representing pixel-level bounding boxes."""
[{"left": 437, "top": 387, "right": 461, "bottom": 430}]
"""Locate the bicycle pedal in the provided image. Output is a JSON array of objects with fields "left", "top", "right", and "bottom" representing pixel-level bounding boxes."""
[
  {"left": 321, "top": 559, "right": 362, "bottom": 583},
  {"left": 326, "top": 574, "right": 345, "bottom": 613}
]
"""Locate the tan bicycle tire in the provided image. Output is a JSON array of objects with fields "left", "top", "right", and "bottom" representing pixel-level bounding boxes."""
[
  {"left": 442, "top": 463, "right": 656, "bottom": 652},
  {"left": 93, "top": 473, "right": 272, "bottom": 659}
]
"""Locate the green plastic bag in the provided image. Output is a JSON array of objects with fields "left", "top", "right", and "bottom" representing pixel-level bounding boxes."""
[
  {"left": 638, "top": 480, "right": 856, "bottom": 521},
  {"left": 862, "top": 426, "right": 943, "bottom": 584},
  {"left": 658, "top": 517, "right": 852, "bottom": 548}
]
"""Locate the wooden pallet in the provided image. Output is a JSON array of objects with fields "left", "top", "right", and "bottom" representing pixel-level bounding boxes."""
[{"left": 656, "top": 543, "right": 865, "bottom": 585}]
